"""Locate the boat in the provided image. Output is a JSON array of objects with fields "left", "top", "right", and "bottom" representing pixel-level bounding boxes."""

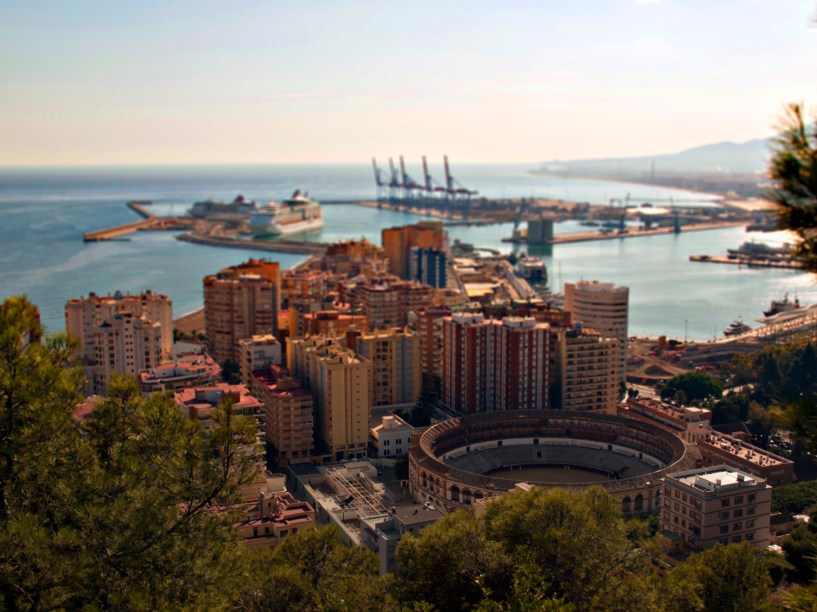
[
  {"left": 248, "top": 190, "right": 323, "bottom": 237},
  {"left": 723, "top": 317, "right": 751, "bottom": 337},
  {"left": 763, "top": 293, "right": 800, "bottom": 317},
  {"left": 515, "top": 256, "right": 548, "bottom": 283},
  {"left": 189, "top": 194, "right": 258, "bottom": 219}
]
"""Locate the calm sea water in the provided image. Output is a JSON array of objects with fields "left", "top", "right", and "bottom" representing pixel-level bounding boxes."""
[{"left": 0, "top": 164, "right": 814, "bottom": 340}]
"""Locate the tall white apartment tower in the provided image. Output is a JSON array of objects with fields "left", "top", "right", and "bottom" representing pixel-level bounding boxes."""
[{"left": 564, "top": 280, "right": 629, "bottom": 378}]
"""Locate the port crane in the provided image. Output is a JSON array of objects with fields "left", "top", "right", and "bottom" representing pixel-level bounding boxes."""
[{"left": 371, "top": 158, "right": 386, "bottom": 205}]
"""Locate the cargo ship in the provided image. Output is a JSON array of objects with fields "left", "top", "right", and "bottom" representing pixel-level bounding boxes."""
[{"left": 248, "top": 190, "right": 323, "bottom": 237}]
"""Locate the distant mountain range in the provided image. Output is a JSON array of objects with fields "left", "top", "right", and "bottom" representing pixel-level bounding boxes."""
[{"left": 542, "top": 137, "right": 771, "bottom": 177}]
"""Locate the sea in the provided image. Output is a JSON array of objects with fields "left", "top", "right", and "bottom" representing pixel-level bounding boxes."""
[{"left": 1, "top": 163, "right": 814, "bottom": 341}]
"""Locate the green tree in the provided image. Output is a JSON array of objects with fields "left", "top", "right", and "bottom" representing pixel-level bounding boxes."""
[
  {"left": 670, "top": 543, "right": 773, "bottom": 612},
  {"left": 481, "top": 487, "right": 655, "bottom": 609},
  {"left": 239, "top": 525, "right": 390, "bottom": 612},
  {"left": 768, "top": 103, "right": 817, "bottom": 272},
  {"left": 396, "top": 510, "right": 512, "bottom": 610},
  {"left": 0, "top": 296, "right": 258, "bottom": 610},
  {"left": 660, "top": 371, "right": 723, "bottom": 405}
]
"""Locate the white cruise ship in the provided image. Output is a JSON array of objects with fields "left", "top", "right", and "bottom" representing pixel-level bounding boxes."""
[{"left": 248, "top": 190, "right": 323, "bottom": 237}]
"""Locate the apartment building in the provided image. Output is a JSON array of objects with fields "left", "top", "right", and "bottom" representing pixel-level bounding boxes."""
[
  {"left": 287, "top": 338, "right": 372, "bottom": 461},
  {"left": 203, "top": 259, "right": 281, "bottom": 364},
  {"left": 408, "top": 305, "right": 451, "bottom": 389},
  {"left": 249, "top": 366, "right": 314, "bottom": 467},
  {"left": 564, "top": 280, "right": 629, "bottom": 377},
  {"left": 660, "top": 466, "right": 772, "bottom": 551},
  {"left": 441, "top": 314, "right": 552, "bottom": 414},
  {"left": 238, "top": 334, "right": 283, "bottom": 385},
  {"left": 139, "top": 352, "right": 220, "bottom": 394},
  {"left": 347, "top": 328, "right": 421, "bottom": 408},
  {"left": 556, "top": 324, "right": 621, "bottom": 412},
  {"left": 65, "top": 290, "right": 173, "bottom": 394}
]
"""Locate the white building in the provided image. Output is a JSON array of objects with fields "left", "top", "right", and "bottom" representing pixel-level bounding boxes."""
[{"left": 370, "top": 414, "right": 414, "bottom": 458}]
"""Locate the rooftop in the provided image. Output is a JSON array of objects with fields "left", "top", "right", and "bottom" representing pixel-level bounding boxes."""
[
  {"left": 669, "top": 465, "right": 763, "bottom": 492},
  {"left": 700, "top": 431, "right": 790, "bottom": 467}
]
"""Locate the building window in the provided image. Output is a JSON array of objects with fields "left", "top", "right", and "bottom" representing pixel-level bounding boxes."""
[
  {"left": 748, "top": 494, "right": 756, "bottom": 503},
  {"left": 733, "top": 509, "right": 743, "bottom": 518},
  {"left": 720, "top": 525, "right": 729, "bottom": 534},
  {"left": 734, "top": 496, "right": 744, "bottom": 504},
  {"left": 733, "top": 522, "right": 742, "bottom": 531},
  {"left": 721, "top": 498, "right": 730, "bottom": 507},
  {"left": 720, "top": 511, "right": 730, "bottom": 520}
]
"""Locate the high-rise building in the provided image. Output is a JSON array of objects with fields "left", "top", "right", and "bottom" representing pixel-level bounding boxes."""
[
  {"left": 487, "top": 317, "right": 552, "bottom": 413},
  {"left": 382, "top": 221, "right": 447, "bottom": 279},
  {"left": 287, "top": 337, "right": 371, "bottom": 461},
  {"left": 347, "top": 328, "right": 421, "bottom": 408},
  {"left": 408, "top": 305, "right": 451, "bottom": 389},
  {"left": 660, "top": 466, "right": 772, "bottom": 551},
  {"left": 65, "top": 290, "right": 173, "bottom": 395},
  {"left": 556, "top": 324, "right": 621, "bottom": 412},
  {"left": 564, "top": 280, "right": 629, "bottom": 377},
  {"left": 352, "top": 279, "right": 436, "bottom": 329},
  {"left": 203, "top": 259, "right": 281, "bottom": 364},
  {"left": 248, "top": 366, "right": 314, "bottom": 467},
  {"left": 441, "top": 314, "right": 552, "bottom": 414},
  {"left": 442, "top": 313, "right": 491, "bottom": 414},
  {"left": 409, "top": 247, "right": 447, "bottom": 288}
]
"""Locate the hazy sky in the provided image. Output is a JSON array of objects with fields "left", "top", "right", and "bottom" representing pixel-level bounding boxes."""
[{"left": 1, "top": 0, "right": 815, "bottom": 166}]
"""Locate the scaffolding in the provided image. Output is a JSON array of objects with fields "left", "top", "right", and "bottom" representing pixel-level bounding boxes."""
[{"left": 326, "top": 467, "right": 389, "bottom": 519}]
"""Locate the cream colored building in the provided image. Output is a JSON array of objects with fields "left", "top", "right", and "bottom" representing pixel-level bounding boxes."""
[
  {"left": 564, "top": 280, "right": 628, "bottom": 377},
  {"left": 348, "top": 328, "right": 421, "bottom": 408},
  {"left": 557, "top": 324, "right": 621, "bottom": 412},
  {"left": 288, "top": 337, "right": 372, "bottom": 461},
  {"left": 65, "top": 290, "right": 173, "bottom": 395},
  {"left": 660, "top": 466, "right": 772, "bottom": 551}
]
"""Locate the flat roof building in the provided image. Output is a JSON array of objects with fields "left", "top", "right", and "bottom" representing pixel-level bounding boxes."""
[
  {"left": 698, "top": 431, "right": 795, "bottom": 484},
  {"left": 660, "top": 466, "right": 771, "bottom": 551}
]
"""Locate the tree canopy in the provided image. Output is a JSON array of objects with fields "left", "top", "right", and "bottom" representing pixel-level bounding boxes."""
[{"left": 660, "top": 371, "right": 723, "bottom": 405}]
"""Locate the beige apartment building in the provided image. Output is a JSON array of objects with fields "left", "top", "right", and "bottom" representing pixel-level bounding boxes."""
[
  {"left": 564, "top": 280, "right": 629, "bottom": 377},
  {"left": 660, "top": 465, "right": 771, "bottom": 551},
  {"left": 347, "top": 328, "right": 421, "bottom": 408},
  {"left": 203, "top": 259, "right": 281, "bottom": 364},
  {"left": 556, "top": 324, "right": 621, "bottom": 412},
  {"left": 287, "top": 337, "right": 372, "bottom": 461},
  {"left": 65, "top": 290, "right": 173, "bottom": 395}
]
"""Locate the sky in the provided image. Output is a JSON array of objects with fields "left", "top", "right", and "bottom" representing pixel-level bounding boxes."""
[{"left": 1, "top": 0, "right": 815, "bottom": 166}]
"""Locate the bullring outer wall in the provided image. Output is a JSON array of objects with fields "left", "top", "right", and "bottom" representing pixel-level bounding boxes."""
[{"left": 408, "top": 410, "right": 694, "bottom": 516}]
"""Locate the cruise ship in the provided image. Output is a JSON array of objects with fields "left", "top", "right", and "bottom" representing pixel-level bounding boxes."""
[
  {"left": 248, "top": 190, "right": 323, "bottom": 237},
  {"left": 189, "top": 195, "right": 258, "bottom": 219}
]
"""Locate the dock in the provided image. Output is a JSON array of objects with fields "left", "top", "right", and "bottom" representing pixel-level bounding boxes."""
[
  {"left": 689, "top": 254, "right": 804, "bottom": 270},
  {"left": 176, "top": 232, "right": 327, "bottom": 255},
  {"left": 548, "top": 221, "right": 745, "bottom": 245}
]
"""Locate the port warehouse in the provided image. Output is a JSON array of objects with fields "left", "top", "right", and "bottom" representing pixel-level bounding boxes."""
[{"left": 408, "top": 410, "right": 693, "bottom": 517}]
